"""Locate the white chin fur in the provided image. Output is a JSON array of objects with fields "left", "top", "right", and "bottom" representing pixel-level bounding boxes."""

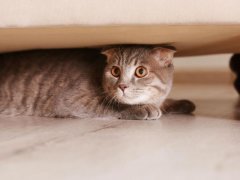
[{"left": 115, "top": 89, "right": 151, "bottom": 105}]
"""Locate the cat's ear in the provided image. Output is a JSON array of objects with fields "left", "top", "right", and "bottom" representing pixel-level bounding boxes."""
[
  {"left": 101, "top": 48, "right": 116, "bottom": 63},
  {"left": 150, "top": 47, "right": 176, "bottom": 67}
]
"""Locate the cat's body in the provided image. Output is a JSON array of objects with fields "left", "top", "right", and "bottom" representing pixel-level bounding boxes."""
[{"left": 0, "top": 47, "right": 195, "bottom": 120}]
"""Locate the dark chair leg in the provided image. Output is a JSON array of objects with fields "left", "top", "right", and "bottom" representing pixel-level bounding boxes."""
[{"left": 230, "top": 54, "right": 240, "bottom": 94}]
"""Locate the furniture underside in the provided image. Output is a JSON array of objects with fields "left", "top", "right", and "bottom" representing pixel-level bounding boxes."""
[{"left": 1, "top": 25, "right": 240, "bottom": 57}]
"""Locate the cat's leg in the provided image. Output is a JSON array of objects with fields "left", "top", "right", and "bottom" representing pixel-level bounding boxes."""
[
  {"left": 230, "top": 54, "right": 240, "bottom": 94},
  {"left": 161, "top": 99, "right": 195, "bottom": 114},
  {"left": 120, "top": 104, "right": 162, "bottom": 120}
]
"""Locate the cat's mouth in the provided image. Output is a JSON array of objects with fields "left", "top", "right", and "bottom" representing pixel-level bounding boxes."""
[
  {"left": 114, "top": 89, "right": 147, "bottom": 105},
  {"left": 116, "top": 96, "right": 135, "bottom": 105},
  {"left": 114, "top": 90, "right": 132, "bottom": 104}
]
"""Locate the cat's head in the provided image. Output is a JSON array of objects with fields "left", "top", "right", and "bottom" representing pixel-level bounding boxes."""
[{"left": 102, "top": 46, "right": 175, "bottom": 105}]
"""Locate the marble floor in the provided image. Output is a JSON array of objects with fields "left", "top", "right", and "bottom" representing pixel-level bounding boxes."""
[{"left": 0, "top": 81, "right": 240, "bottom": 180}]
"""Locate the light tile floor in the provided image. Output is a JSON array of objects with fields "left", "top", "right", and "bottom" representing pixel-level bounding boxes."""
[{"left": 0, "top": 82, "right": 240, "bottom": 180}]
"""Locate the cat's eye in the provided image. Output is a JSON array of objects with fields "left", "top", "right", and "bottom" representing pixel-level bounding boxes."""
[
  {"left": 111, "top": 66, "right": 121, "bottom": 77},
  {"left": 135, "top": 66, "right": 148, "bottom": 78}
]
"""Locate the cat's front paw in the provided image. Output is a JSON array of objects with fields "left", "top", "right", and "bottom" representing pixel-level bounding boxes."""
[{"left": 121, "top": 105, "right": 162, "bottom": 120}]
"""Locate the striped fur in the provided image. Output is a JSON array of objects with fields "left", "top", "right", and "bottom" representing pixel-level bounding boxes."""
[{"left": 0, "top": 46, "right": 194, "bottom": 120}]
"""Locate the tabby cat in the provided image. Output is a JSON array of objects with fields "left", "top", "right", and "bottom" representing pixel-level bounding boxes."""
[{"left": 0, "top": 46, "right": 195, "bottom": 120}]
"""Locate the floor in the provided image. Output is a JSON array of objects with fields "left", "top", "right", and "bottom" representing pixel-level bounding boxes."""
[{"left": 0, "top": 81, "right": 240, "bottom": 180}]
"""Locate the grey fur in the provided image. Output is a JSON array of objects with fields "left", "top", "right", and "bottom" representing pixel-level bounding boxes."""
[{"left": 0, "top": 47, "right": 195, "bottom": 120}]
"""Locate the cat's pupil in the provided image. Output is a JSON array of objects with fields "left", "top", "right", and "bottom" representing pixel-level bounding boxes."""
[
  {"left": 114, "top": 68, "right": 119, "bottom": 75},
  {"left": 139, "top": 68, "right": 144, "bottom": 74}
]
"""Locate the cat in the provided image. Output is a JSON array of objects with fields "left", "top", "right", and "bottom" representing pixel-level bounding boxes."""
[{"left": 0, "top": 46, "right": 195, "bottom": 120}]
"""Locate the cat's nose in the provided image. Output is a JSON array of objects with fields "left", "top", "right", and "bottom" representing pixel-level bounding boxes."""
[{"left": 118, "top": 84, "right": 128, "bottom": 92}]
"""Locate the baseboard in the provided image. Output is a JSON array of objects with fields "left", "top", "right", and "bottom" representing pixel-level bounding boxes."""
[{"left": 174, "top": 70, "right": 234, "bottom": 84}]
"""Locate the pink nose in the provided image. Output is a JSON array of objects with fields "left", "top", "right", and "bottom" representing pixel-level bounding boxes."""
[{"left": 118, "top": 84, "right": 128, "bottom": 92}]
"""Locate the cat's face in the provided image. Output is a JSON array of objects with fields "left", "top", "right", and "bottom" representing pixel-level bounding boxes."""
[{"left": 102, "top": 47, "right": 175, "bottom": 105}]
